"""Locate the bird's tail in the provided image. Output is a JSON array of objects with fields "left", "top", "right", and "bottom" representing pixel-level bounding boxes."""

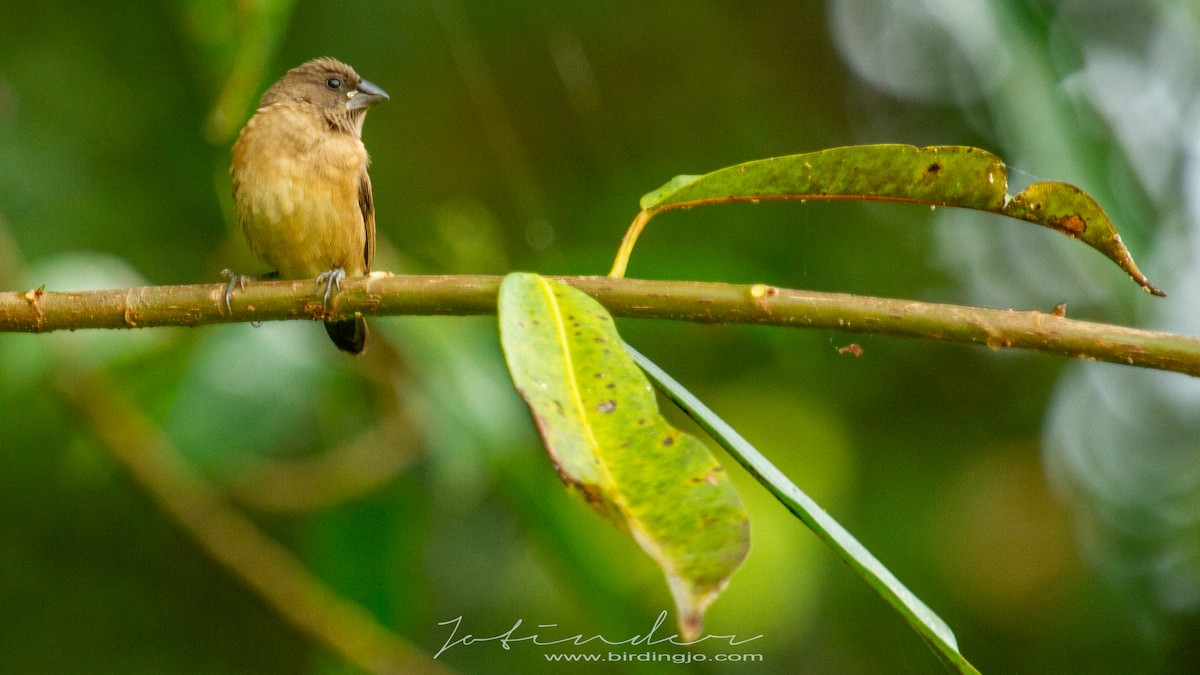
[{"left": 325, "top": 316, "right": 369, "bottom": 355}]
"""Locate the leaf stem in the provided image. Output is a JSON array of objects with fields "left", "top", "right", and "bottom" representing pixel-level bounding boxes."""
[{"left": 608, "top": 209, "right": 652, "bottom": 278}]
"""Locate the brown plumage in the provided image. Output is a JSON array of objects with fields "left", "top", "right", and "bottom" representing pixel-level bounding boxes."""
[{"left": 231, "top": 58, "right": 388, "bottom": 354}]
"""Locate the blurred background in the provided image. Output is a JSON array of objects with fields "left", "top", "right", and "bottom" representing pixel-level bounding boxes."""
[{"left": 1, "top": 0, "right": 1198, "bottom": 672}]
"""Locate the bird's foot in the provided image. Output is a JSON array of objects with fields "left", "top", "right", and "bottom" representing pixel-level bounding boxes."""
[
  {"left": 220, "top": 268, "right": 252, "bottom": 314},
  {"left": 315, "top": 267, "right": 348, "bottom": 314}
]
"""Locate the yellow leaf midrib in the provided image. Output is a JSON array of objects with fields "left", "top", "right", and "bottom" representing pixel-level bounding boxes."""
[{"left": 534, "top": 275, "right": 622, "bottom": 500}]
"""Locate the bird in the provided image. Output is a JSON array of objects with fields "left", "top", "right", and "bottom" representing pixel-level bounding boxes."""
[{"left": 229, "top": 57, "right": 388, "bottom": 354}]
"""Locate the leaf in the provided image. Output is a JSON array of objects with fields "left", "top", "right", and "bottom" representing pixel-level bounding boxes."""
[
  {"left": 613, "top": 144, "right": 1162, "bottom": 297},
  {"left": 625, "top": 344, "right": 980, "bottom": 675},
  {"left": 498, "top": 273, "right": 749, "bottom": 639}
]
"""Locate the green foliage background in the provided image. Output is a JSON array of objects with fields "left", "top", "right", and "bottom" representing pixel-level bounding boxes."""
[{"left": 0, "top": 1, "right": 1195, "bottom": 673}]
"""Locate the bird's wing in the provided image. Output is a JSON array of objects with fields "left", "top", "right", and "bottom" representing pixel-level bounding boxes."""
[{"left": 358, "top": 167, "right": 376, "bottom": 272}]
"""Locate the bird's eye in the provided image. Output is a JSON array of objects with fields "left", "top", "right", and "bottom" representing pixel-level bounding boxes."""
[{"left": 325, "top": 77, "right": 342, "bottom": 90}]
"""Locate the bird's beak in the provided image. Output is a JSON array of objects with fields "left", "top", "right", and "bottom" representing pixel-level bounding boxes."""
[{"left": 347, "top": 79, "right": 389, "bottom": 110}]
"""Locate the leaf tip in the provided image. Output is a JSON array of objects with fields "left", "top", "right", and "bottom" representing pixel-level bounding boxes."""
[
  {"left": 664, "top": 573, "right": 727, "bottom": 642},
  {"left": 1003, "top": 182, "right": 1165, "bottom": 298},
  {"left": 678, "top": 611, "right": 705, "bottom": 643},
  {"left": 1108, "top": 247, "right": 1165, "bottom": 297}
]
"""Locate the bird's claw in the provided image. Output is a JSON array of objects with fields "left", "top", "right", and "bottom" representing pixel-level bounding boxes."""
[
  {"left": 315, "top": 268, "right": 347, "bottom": 314},
  {"left": 220, "top": 268, "right": 251, "bottom": 315}
]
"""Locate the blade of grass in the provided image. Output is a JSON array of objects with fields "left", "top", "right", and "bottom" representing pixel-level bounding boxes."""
[{"left": 625, "top": 343, "right": 979, "bottom": 674}]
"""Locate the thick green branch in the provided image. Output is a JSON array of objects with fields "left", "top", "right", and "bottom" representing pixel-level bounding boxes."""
[{"left": 2, "top": 274, "right": 1198, "bottom": 376}]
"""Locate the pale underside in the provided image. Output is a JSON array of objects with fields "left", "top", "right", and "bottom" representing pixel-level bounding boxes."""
[{"left": 233, "top": 103, "right": 370, "bottom": 279}]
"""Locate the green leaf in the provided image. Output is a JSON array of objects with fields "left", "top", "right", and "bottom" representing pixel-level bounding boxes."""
[
  {"left": 624, "top": 144, "right": 1161, "bottom": 296},
  {"left": 498, "top": 273, "right": 750, "bottom": 639},
  {"left": 625, "top": 344, "right": 980, "bottom": 674}
]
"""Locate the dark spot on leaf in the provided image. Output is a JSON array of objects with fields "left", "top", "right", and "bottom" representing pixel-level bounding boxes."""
[
  {"left": 606, "top": 383, "right": 615, "bottom": 389},
  {"left": 578, "top": 482, "right": 606, "bottom": 508},
  {"left": 594, "top": 372, "right": 604, "bottom": 378},
  {"left": 1049, "top": 213, "right": 1087, "bottom": 234},
  {"left": 926, "top": 161, "right": 941, "bottom": 175},
  {"left": 595, "top": 336, "right": 607, "bottom": 343},
  {"left": 663, "top": 436, "right": 674, "bottom": 446},
  {"left": 837, "top": 343, "right": 863, "bottom": 357},
  {"left": 596, "top": 400, "right": 617, "bottom": 414}
]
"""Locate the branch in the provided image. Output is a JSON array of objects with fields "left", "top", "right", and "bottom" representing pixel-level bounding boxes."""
[
  {"left": 3, "top": 274, "right": 1198, "bottom": 376},
  {"left": 58, "top": 369, "right": 450, "bottom": 675}
]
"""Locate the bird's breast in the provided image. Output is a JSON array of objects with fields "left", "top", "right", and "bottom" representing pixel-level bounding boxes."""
[{"left": 233, "top": 106, "right": 370, "bottom": 279}]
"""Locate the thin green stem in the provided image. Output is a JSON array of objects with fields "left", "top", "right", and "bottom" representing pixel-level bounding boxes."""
[{"left": 627, "top": 344, "right": 979, "bottom": 674}]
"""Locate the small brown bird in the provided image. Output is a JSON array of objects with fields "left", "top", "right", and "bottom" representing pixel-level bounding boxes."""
[{"left": 230, "top": 57, "right": 388, "bottom": 354}]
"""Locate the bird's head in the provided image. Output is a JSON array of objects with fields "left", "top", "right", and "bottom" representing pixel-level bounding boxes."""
[{"left": 260, "top": 57, "right": 389, "bottom": 135}]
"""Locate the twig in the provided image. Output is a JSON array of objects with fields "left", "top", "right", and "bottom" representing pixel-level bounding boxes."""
[
  {"left": 3, "top": 274, "right": 1198, "bottom": 376},
  {"left": 57, "top": 370, "right": 453, "bottom": 675}
]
